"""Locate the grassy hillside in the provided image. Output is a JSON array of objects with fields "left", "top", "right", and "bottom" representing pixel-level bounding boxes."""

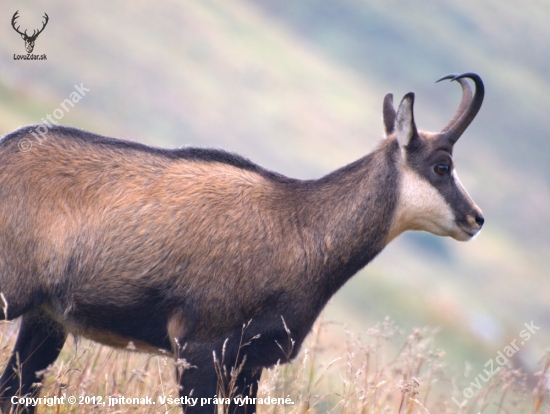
[{"left": 0, "top": 0, "right": 549, "bottom": 411}]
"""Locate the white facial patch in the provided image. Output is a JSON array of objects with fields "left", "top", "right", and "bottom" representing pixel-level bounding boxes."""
[{"left": 386, "top": 164, "right": 458, "bottom": 242}]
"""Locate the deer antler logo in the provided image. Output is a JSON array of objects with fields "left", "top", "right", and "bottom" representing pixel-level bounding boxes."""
[{"left": 11, "top": 11, "right": 49, "bottom": 54}]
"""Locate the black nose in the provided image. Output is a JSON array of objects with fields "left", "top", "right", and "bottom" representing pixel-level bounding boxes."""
[{"left": 475, "top": 214, "right": 485, "bottom": 227}]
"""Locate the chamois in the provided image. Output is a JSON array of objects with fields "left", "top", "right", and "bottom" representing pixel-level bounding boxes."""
[{"left": 0, "top": 73, "right": 484, "bottom": 413}]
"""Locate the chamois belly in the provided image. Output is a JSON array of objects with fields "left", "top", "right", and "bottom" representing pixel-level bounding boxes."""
[{"left": 42, "top": 297, "right": 173, "bottom": 353}]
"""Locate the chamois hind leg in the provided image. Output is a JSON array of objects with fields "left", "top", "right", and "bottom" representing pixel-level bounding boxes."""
[{"left": 0, "top": 310, "right": 66, "bottom": 414}]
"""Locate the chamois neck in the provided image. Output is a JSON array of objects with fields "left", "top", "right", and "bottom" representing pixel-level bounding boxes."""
[{"left": 301, "top": 140, "right": 400, "bottom": 292}]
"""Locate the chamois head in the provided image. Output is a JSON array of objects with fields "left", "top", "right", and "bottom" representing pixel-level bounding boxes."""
[{"left": 384, "top": 72, "right": 484, "bottom": 242}]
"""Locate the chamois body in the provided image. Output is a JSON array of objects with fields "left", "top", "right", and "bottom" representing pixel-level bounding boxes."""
[{"left": 0, "top": 73, "right": 485, "bottom": 414}]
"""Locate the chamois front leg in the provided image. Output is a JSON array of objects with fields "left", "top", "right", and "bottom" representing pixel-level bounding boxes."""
[
  {"left": 225, "top": 368, "right": 262, "bottom": 414},
  {"left": 176, "top": 347, "right": 218, "bottom": 414},
  {"left": 174, "top": 340, "right": 261, "bottom": 414}
]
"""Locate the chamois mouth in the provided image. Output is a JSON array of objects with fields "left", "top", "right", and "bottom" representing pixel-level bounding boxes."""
[{"left": 455, "top": 223, "right": 480, "bottom": 241}]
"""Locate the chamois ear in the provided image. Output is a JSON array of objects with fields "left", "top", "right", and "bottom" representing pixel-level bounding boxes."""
[
  {"left": 395, "top": 92, "right": 418, "bottom": 148},
  {"left": 382, "top": 93, "right": 396, "bottom": 137}
]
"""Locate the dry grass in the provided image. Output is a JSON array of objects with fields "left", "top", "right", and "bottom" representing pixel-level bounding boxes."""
[{"left": 0, "top": 318, "right": 548, "bottom": 414}]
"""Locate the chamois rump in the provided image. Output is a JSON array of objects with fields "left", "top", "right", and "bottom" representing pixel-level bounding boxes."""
[{"left": 0, "top": 73, "right": 484, "bottom": 413}]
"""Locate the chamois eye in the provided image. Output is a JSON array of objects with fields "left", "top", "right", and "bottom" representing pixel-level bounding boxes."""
[{"left": 434, "top": 164, "right": 450, "bottom": 176}]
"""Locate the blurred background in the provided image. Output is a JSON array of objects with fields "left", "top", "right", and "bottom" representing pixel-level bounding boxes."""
[{"left": 1, "top": 0, "right": 549, "bottom": 388}]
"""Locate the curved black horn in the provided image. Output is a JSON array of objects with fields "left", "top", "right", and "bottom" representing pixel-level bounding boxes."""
[
  {"left": 436, "top": 73, "right": 472, "bottom": 134},
  {"left": 437, "top": 72, "right": 484, "bottom": 144}
]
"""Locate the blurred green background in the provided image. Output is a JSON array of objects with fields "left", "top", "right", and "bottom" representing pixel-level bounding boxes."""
[{"left": 1, "top": 0, "right": 549, "bottom": 377}]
